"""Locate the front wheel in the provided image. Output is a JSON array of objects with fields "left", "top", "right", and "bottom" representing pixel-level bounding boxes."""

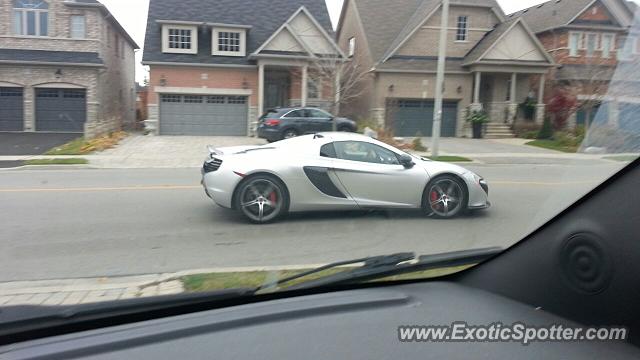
[
  {"left": 234, "top": 175, "right": 289, "bottom": 224},
  {"left": 423, "top": 175, "right": 468, "bottom": 219}
]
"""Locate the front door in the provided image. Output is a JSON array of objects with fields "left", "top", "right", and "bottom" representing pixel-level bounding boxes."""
[
  {"left": 330, "top": 141, "right": 428, "bottom": 208},
  {"left": 265, "top": 71, "right": 290, "bottom": 110},
  {"left": 305, "top": 108, "right": 334, "bottom": 132}
]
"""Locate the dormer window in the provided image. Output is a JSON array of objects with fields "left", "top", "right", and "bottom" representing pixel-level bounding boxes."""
[
  {"left": 13, "top": 0, "right": 49, "bottom": 37},
  {"left": 212, "top": 28, "right": 246, "bottom": 57},
  {"left": 162, "top": 25, "right": 198, "bottom": 54}
]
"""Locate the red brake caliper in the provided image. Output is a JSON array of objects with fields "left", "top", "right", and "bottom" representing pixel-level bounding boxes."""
[
  {"left": 269, "top": 192, "right": 277, "bottom": 204},
  {"left": 430, "top": 191, "right": 439, "bottom": 209}
]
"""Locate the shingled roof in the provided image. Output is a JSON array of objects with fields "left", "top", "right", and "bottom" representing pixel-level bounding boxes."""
[
  {"left": 142, "top": 0, "right": 334, "bottom": 65},
  {"left": 0, "top": 49, "right": 103, "bottom": 66},
  {"left": 508, "top": 0, "right": 634, "bottom": 34}
]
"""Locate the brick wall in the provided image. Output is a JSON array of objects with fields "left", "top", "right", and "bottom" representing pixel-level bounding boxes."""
[
  {"left": 148, "top": 66, "right": 260, "bottom": 107},
  {"left": 537, "top": 29, "right": 620, "bottom": 66}
]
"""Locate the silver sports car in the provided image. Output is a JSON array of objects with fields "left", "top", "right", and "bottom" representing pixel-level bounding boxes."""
[{"left": 201, "top": 133, "right": 490, "bottom": 223}]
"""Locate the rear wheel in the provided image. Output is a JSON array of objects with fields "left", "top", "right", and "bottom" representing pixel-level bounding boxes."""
[
  {"left": 282, "top": 128, "right": 298, "bottom": 140},
  {"left": 423, "top": 175, "right": 467, "bottom": 219},
  {"left": 235, "top": 175, "right": 289, "bottom": 224}
]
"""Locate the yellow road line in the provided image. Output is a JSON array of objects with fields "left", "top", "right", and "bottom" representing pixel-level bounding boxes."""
[{"left": 0, "top": 185, "right": 201, "bottom": 193}]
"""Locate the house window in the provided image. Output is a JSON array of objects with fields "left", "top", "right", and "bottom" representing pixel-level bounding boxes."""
[
  {"left": 308, "top": 77, "right": 321, "bottom": 99},
  {"left": 162, "top": 25, "right": 198, "bottom": 54},
  {"left": 218, "top": 32, "right": 240, "bottom": 52},
  {"left": 456, "top": 16, "right": 468, "bottom": 42},
  {"left": 601, "top": 34, "right": 615, "bottom": 58},
  {"left": 12, "top": 0, "right": 49, "bottom": 36},
  {"left": 212, "top": 28, "right": 246, "bottom": 56},
  {"left": 71, "top": 15, "right": 86, "bottom": 39},
  {"left": 348, "top": 37, "right": 356, "bottom": 57},
  {"left": 585, "top": 33, "right": 598, "bottom": 57},
  {"left": 569, "top": 32, "right": 582, "bottom": 57}
]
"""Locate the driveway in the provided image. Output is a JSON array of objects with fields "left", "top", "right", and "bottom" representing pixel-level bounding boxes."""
[
  {"left": 0, "top": 132, "right": 79, "bottom": 156},
  {"left": 91, "top": 134, "right": 267, "bottom": 168}
]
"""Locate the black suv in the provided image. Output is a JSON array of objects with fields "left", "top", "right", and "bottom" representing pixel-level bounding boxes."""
[{"left": 257, "top": 107, "right": 357, "bottom": 142}]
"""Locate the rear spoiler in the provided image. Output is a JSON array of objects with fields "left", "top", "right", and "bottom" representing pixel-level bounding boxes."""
[{"left": 207, "top": 145, "right": 223, "bottom": 156}]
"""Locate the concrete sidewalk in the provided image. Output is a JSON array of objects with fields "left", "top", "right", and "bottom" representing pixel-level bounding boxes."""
[{"left": 0, "top": 265, "right": 323, "bottom": 307}]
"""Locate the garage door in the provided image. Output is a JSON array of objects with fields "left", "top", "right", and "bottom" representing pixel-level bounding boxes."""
[
  {"left": 159, "top": 94, "right": 248, "bottom": 136},
  {"left": 390, "top": 100, "right": 458, "bottom": 137},
  {"left": 36, "top": 89, "right": 87, "bottom": 132},
  {"left": 0, "top": 87, "right": 24, "bottom": 131}
]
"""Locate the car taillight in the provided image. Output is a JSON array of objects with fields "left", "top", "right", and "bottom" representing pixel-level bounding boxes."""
[{"left": 264, "top": 119, "right": 281, "bottom": 127}]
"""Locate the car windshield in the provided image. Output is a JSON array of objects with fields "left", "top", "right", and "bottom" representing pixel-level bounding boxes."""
[{"left": 1, "top": 0, "right": 639, "bottom": 321}]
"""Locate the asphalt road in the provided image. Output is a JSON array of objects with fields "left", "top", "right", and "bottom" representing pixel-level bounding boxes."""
[{"left": 0, "top": 161, "right": 627, "bottom": 281}]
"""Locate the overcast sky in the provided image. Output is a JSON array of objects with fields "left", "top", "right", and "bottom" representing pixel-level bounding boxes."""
[{"left": 97, "top": 0, "right": 630, "bottom": 83}]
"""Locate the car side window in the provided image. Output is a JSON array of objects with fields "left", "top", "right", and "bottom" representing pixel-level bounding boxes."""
[
  {"left": 320, "top": 143, "right": 337, "bottom": 158},
  {"left": 307, "top": 109, "right": 332, "bottom": 118},
  {"left": 284, "top": 110, "right": 304, "bottom": 118},
  {"left": 333, "top": 141, "right": 400, "bottom": 165}
]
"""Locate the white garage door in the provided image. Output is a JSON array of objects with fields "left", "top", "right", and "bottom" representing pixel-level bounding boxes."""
[{"left": 159, "top": 94, "right": 248, "bottom": 136}]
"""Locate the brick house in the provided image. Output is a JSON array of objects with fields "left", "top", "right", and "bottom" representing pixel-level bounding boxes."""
[
  {"left": 336, "top": 0, "right": 556, "bottom": 138},
  {"left": 142, "top": 0, "right": 345, "bottom": 136},
  {"left": 0, "top": 0, "right": 138, "bottom": 138},
  {"left": 509, "top": 0, "right": 638, "bottom": 129}
]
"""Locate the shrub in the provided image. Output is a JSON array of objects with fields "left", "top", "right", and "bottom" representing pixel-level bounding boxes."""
[
  {"left": 537, "top": 116, "right": 554, "bottom": 140},
  {"left": 411, "top": 137, "right": 427, "bottom": 152},
  {"left": 466, "top": 110, "right": 490, "bottom": 124},
  {"left": 546, "top": 89, "right": 577, "bottom": 131}
]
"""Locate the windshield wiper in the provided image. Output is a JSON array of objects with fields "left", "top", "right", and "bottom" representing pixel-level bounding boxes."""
[{"left": 258, "top": 247, "right": 503, "bottom": 292}]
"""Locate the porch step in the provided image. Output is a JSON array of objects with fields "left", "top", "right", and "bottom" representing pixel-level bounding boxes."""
[{"left": 484, "top": 123, "right": 515, "bottom": 139}]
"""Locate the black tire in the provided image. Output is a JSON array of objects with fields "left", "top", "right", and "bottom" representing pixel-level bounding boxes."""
[
  {"left": 422, "top": 175, "right": 468, "bottom": 219},
  {"left": 338, "top": 126, "right": 352, "bottom": 132},
  {"left": 281, "top": 128, "right": 299, "bottom": 140},
  {"left": 234, "top": 174, "right": 289, "bottom": 224}
]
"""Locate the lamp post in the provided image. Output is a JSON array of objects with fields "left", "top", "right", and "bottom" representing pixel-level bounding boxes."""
[{"left": 431, "top": 0, "right": 450, "bottom": 158}]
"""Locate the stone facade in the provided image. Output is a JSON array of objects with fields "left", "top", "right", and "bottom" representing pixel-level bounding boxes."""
[{"left": 0, "top": 0, "right": 137, "bottom": 138}]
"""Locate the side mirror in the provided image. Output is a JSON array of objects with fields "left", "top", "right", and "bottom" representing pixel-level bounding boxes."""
[{"left": 399, "top": 154, "right": 415, "bottom": 169}]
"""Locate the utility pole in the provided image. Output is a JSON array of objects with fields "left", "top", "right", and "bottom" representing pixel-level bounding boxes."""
[{"left": 431, "top": 0, "right": 449, "bottom": 158}]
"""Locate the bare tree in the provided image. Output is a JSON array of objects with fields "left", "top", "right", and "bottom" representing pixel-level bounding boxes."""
[{"left": 307, "top": 55, "right": 372, "bottom": 130}]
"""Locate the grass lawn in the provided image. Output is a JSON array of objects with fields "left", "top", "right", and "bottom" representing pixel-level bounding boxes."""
[
  {"left": 24, "top": 158, "right": 88, "bottom": 166},
  {"left": 603, "top": 155, "right": 638, "bottom": 162},
  {"left": 45, "top": 131, "right": 127, "bottom": 155},
  {"left": 525, "top": 140, "right": 579, "bottom": 153},
  {"left": 181, "top": 265, "right": 472, "bottom": 293},
  {"left": 428, "top": 156, "right": 473, "bottom": 162},
  {"left": 45, "top": 138, "right": 88, "bottom": 155}
]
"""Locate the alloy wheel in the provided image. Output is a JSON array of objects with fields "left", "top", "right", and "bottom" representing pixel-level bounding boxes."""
[
  {"left": 428, "top": 178, "right": 464, "bottom": 218},
  {"left": 283, "top": 130, "right": 298, "bottom": 139},
  {"left": 239, "top": 178, "right": 284, "bottom": 223}
]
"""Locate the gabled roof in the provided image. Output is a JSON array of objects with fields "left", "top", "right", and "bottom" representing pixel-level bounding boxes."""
[
  {"left": 252, "top": 6, "right": 346, "bottom": 59},
  {"left": 349, "top": 0, "right": 505, "bottom": 65},
  {"left": 143, "top": 0, "right": 334, "bottom": 66},
  {"left": 508, "top": 0, "right": 634, "bottom": 34},
  {"left": 463, "top": 17, "right": 555, "bottom": 66}
]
